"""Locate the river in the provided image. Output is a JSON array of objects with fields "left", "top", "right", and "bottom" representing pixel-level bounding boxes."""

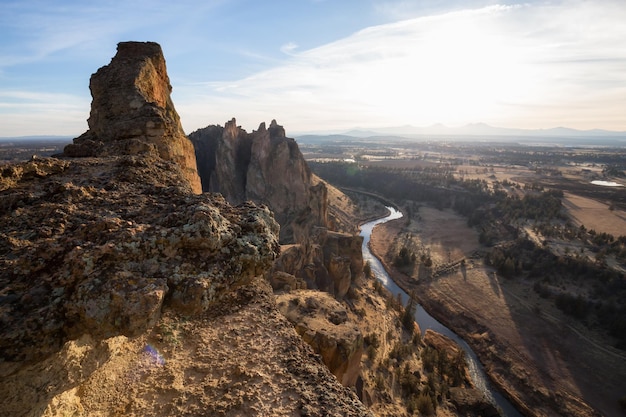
[{"left": 359, "top": 207, "right": 522, "bottom": 417}]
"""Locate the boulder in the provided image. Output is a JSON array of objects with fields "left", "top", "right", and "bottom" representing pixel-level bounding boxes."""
[{"left": 269, "top": 270, "right": 307, "bottom": 292}]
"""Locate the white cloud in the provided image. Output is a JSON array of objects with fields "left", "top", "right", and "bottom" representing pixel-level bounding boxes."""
[
  {"left": 176, "top": 2, "right": 626, "bottom": 133},
  {"left": 280, "top": 42, "right": 299, "bottom": 55},
  {"left": 0, "top": 91, "right": 89, "bottom": 136},
  {"left": 3, "top": 1, "right": 625, "bottom": 136}
]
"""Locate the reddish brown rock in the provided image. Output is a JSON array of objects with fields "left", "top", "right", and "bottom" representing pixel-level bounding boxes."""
[
  {"left": 277, "top": 290, "right": 364, "bottom": 387},
  {"left": 189, "top": 119, "right": 327, "bottom": 243},
  {"left": 64, "top": 41, "right": 202, "bottom": 194}
]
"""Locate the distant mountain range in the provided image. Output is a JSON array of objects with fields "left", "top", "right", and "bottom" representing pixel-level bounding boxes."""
[
  {"left": 294, "top": 123, "right": 626, "bottom": 146},
  {"left": 3, "top": 123, "right": 626, "bottom": 144},
  {"left": 0, "top": 135, "right": 73, "bottom": 143},
  {"left": 339, "top": 123, "right": 626, "bottom": 138}
]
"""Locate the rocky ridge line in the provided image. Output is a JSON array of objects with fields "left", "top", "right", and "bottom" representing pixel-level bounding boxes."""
[
  {"left": 0, "top": 41, "right": 371, "bottom": 417},
  {"left": 190, "top": 119, "right": 327, "bottom": 243}
]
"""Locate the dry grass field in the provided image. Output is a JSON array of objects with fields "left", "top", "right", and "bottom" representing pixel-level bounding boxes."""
[
  {"left": 369, "top": 205, "right": 626, "bottom": 417},
  {"left": 563, "top": 192, "right": 626, "bottom": 237}
]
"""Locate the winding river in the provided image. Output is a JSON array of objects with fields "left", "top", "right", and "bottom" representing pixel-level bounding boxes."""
[{"left": 360, "top": 207, "right": 522, "bottom": 417}]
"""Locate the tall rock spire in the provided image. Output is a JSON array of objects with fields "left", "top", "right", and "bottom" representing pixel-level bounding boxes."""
[{"left": 64, "top": 41, "right": 202, "bottom": 194}]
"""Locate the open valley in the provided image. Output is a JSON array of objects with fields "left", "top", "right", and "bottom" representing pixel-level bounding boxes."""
[{"left": 305, "top": 135, "right": 626, "bottom": 416}]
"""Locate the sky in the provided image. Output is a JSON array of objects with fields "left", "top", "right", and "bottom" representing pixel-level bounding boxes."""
[{"left": 1, "top": 0, "right": 625, "bottom": 137}]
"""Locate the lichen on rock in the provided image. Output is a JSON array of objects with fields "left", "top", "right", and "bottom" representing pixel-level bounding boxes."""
[{"left": 0, "top": 153, "right": 280, "bottom": 362}]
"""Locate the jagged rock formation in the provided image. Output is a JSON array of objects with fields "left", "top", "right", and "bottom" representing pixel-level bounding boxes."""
[
  {"left": 189, "top": 119, "right": 327, "bottom": 243},
  {"left": 0, "top": 42, "right": 372, "bottom": 417},
  {"left": 271, "top": 229, "right": 363, "bottom": 299},
  {"left": 64, "top": 41, "right": 202, "bottom": 194},
  {"left": 277, "top": 290, "right": 364, "bottom": 387},
  {"left": 190, "top": 122, "right": 364, "bottom": 298}
]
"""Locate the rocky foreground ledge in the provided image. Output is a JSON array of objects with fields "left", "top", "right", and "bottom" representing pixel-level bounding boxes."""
[{"left": 0, "top": 42, "right": 371, "bottom": 416}]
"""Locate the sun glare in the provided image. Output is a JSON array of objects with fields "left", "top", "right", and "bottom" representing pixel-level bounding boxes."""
[{"left": 358, "top": 8, "right": 537, "bottom": 127}]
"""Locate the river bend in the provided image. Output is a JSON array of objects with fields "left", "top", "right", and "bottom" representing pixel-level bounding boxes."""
[{"left": 359, "top": 207, "right": 522, "bottom": 417}]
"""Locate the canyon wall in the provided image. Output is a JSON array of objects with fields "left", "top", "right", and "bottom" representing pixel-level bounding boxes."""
[{"left": 190, "top": 120, "right": 327, "bottom": 243}]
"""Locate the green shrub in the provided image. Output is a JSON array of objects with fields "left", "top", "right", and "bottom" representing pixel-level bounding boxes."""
[
  {"left": 416, "top": 392, "right": 435, "bottom": 415},
  {"left": 555, "top": 293, "right": 589, "bottom": 319},
  {"left": 363, "top": 261, "right": 372, "bottom": 278}
]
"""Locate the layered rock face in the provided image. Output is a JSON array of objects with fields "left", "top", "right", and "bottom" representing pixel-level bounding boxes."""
[
  {"left": 64, "top": 41, "right": 202, "bottom": 194},
  {"left": 277, "top": 290, "right": 364, "bottom": 387},
  {"left": 0, "top": 42, "right": 371, "bottom": 417},
  {"left": 189, "top": 119, "right": 327, "bottom": 243}
]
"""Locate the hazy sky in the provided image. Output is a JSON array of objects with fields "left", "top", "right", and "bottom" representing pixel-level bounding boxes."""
[{"left": 1, "top": 0, "right": 625, "bottom": 137}]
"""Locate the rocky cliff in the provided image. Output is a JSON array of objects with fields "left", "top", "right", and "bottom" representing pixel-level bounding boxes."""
[
  {"left": 271, "top": 229, "right": 364, "bottom": 299},
  {"left": 0, "top": 42, "right": 371, "bottom": 417},
  {"left": 64, "top": 41, "right": 202, "bottom": 194},
  {"left": 277, "top": 290, "right": 364, "bottom": 387},
  {"left": 190, "top": 120, "right": 327, "bottom": 243},
  {"left": 190, "top": 120, "right": 364, "bottom": 299}
]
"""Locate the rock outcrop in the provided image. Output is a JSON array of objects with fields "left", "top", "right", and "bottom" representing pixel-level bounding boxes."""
[
  {"left": 0, "top": 42, "right": 372, "bottom": 417},
  {"left": 449, "top": 388, "right": 501, "bottom": 417},
  {"left": 189, "top": 119, "right": 327, "bottom": 243},
  {"left": 271, "top": 229, "right": 363, "bottom": 299},
  {"left": 64, "top": 41, "right": 202, "bottom": 194},
  {"left": 191, "top": 122, "right": 365, "bottom": 298},
  {"left": 277, "top": 290, "right": 364, "bottom": 387},
  {"left": 0, "top": 154, "right": 279, "bottom": 362}
]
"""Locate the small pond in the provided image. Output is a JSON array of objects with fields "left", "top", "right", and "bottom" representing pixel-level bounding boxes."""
[{"left": 591, "top": 180, "right": 624, "bottom": 187}]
